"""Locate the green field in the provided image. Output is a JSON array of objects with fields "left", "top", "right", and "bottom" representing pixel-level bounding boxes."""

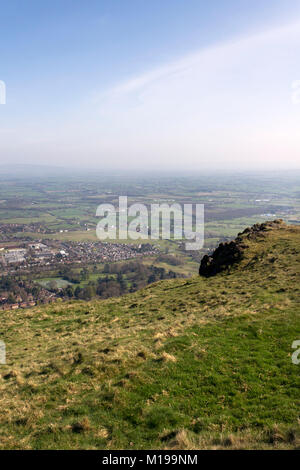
[
  {"left": 0, "top": 221, "right": 299, "bottom": 449},
  {"left": 1, "top": 172, "right": 299, "bottom": 246},
  {"left": 36, "top": 278, "right": 74, "bottom": 289}
]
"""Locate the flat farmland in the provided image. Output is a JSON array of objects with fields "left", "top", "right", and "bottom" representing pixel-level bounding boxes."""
[{"left": 1, "top": 170, "right": 299, "bottom": 254}]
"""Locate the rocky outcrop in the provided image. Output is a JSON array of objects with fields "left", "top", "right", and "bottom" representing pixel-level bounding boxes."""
[
  {"left": 237, "top": 219, "right": 284, "bottom": 240},
  {"left": 199, "top": 240, "right": 247, "bottom": 277},
  {"left": 199, "top": 219, "right": 284, "bottom": 277}
]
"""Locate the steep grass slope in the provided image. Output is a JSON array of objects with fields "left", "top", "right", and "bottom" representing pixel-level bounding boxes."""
[{"left": 0, "top": 221, "right": 299, "bottom": 449}]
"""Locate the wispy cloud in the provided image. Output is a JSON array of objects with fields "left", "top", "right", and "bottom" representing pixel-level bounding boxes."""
[
  {"left": 2, "top": 19, "right": 300, "bottom": 170},
  {"left": 99, "top": 19, "right": 300, "bottom": 102}
]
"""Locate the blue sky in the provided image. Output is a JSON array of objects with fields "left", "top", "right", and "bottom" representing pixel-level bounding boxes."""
[{"left": 1, "top": 0, "right": 300, "bottom": 170}]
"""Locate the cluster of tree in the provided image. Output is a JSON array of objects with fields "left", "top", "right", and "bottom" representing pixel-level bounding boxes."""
[
  {"left": 0, "top": 260, "right": 183, "bottom": 306},
  {"left": 155, "top": 254, "right": 183, "bottom": 266},
  {"left": 0, "top": 276, "right": 49, "bottom": 304},
  {"left": 60, "top": 261, "right": 182, "bottom": 301},
  {"left": 58, "top": 267, "right": 90, "bottom": 284},
  {"left": 103, "top": 260, "right": 147, "bottom": 274}
]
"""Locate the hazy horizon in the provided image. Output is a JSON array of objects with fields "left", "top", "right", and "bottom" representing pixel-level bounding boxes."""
[{"left": 1, "top": 162, "right": 300, "bottom": 179}]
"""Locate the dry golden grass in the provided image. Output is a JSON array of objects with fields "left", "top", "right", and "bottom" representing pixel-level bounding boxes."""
[{"left": 0, "top": 222, "right": 299, "bottom": 449}]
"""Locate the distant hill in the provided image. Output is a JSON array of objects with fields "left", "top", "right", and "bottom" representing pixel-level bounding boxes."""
[
  {"left": 0, "top": 220, "right": 299, "bottom": 449},
  {"left": 0, "top": 164, "right": 87, "bottom": 178}
]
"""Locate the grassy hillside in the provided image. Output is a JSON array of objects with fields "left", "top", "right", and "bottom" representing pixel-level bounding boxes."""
[{"left": 0, "top": 221, "right": 299, "bottom": 450}]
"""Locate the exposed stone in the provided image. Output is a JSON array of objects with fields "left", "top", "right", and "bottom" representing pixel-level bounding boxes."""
[
  {"left": 199, "top": 220, "right": 285, "bottom": 277},
  {"left": 199, "top": 240, "right": 246, "bottom": 277}
]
